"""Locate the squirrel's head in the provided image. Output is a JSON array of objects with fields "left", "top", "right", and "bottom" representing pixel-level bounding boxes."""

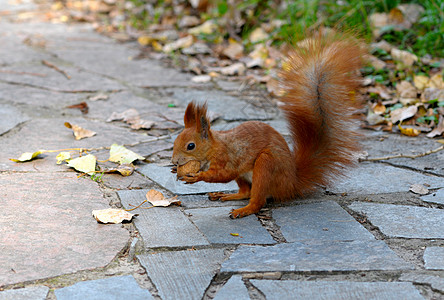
[{"left": 172, "top": 101, "right": 213, "bottom": 166}]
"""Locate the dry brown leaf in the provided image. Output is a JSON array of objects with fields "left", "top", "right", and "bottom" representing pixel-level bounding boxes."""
[
  {"left": 222, "top": 40, "right": 244, "bottom": 60},
  {"left": 413, "top": 75, "right": 429, "bottom": 90},
  {"left": 430, "top": 74, "right": 444, "bottom": 89},
  {"left": 163, "top": 35, "right": 194, "bottom": 52},
  {"left": 220, "top": 62, "right": 246, "bottom": 76},
  {"left": 249, "top": 27, "right": 268, "bottom": 43},
  {"left": 409, "top": 184, "right": 429, "bottom": 195},
  {"left": 391, "top": 48, "right": 418, "bottom": 67},
  {"left": 390, "top": 106, "right": 418, "bottom": 123},
  {"left": 106, "top": 108, "right": 139, "bottom": 123},
  {"left": 64, "top": 122, "right": 96, "bottom": 140},
  {"left": 396, "top": 81, "right": 417, "bottom": 98},
  {"left": 372, "top": 102, "right": 387, "bottom": 115},
  {"left": 66, "top": 102, "right": 88, "bottom": 114},
  {"left": 146, "top": 189, "right": 181, "bottom": 207},
  {"left": 92, "top": 208, "right": 135, "bottom": 224},
  {"left": 427, "top": 115, "right": 444, "bottom": 138}
]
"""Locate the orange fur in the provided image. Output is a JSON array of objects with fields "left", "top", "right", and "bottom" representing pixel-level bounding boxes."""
[{"left": 171, "top": 32, "right": 365, "bottom": 218}]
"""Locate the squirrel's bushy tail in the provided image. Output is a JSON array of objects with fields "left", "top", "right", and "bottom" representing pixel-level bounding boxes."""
[{"left": 279, "top": 32, "right": 365, "bottom": 196}]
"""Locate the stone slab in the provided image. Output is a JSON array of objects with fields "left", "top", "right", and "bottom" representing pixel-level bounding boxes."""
[
  {"left": 221, "top": 240, "right": 412, "bottom": 273},
  {"left": 0, "top": 172, "right": 129, "bottom": 286},
  {"left": 162, "top": 88, "right": 278, "bottom": 121},
  {"left": 138, "top": 248, "right": 225, "bottom": 300},
  {"left": 0, "top": 62, "right": 124, "bottom": 92},
  {"left": 250, "top": 280, "right": 424, "bottom": 300},
  {"left": 0, "top": 104, "right": 29, "bottom": 135},
  {"left": 186, "top": 207, "right": 275, "bottom": 244},
  {"left": 0, "top": 117, "right": 152, "bottom": 172},
  {"left": 348, "top": 202, "right": 444, "bottom": 239},
  {"left": 0, "top": 286, "right": 49, "bottom": 300},
  {"left": 118, "top": 190, "right": 209, "bottom": 248},
  {"left": 400, "top": 273, "right": 444, "bottom": 293},
  {"left": 424, "top": 247, "right": 444, "bottom": 270},
  {"left": 214, "top": 276, "right": 249, "bottom": 300},
  {"left": 273, "top": 201, "right": 374, "bottom": 242},
  {"left": 421, "top": 188, "right": 444, "bottom": 205},
  {"left": 138, "top": 164, "right": 238, "bottom": 194},
  {"left": 361, "top": 131, "right": 444, "bottom": 176},
  {"left": 54, "top": 275, "right": 153, "bottom": 300},
  {"left": 329, "top": 163, "right": 444, "bottom": 195}
]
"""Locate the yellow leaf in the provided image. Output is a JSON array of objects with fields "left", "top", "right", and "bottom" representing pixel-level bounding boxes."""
[
  {"left": 109, "top": 144, "right": 145, "bottom": 164},
  {"left": 64, "top": 122, "right": 96, "bottom": 140},
  {"left": 10, "top": 150, "right": 44, "bottom": 162},
  {"left": 92, "top": 208, "right": 134, "bottom": 224},
  {"left": 413, "top": 75, "right": 429, "bottom": 90},
  {"left": 67, "top": 154, "right": 97, "bottom": 175},
  {"left": 430, "top": 74, "right": 444, "bottom": 89},
  {"left": 398, "top": 124, "right": 420, "bottom": 137},
  {"left": 56, "top": 152, "right": 71, "bottom": 164},
  {"left": 137, "top": 35, "right": 152, "bottom": 46}
]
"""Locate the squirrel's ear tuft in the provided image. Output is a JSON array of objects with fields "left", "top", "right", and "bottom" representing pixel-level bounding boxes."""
[
  {"left": 196, "top": 102, "right": 211, "bottom": 139},
  {"left": 184, "top": 101, "right": 197, "bottom": 128}
]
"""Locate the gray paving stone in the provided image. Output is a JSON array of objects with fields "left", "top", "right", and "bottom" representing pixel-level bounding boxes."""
[
  {"left": 348, "top": 202, "right": 444, "bottom": 239},
  {"left": 0, "top": 118, "right": 151, "bottom": 172},
  {"left": 0, "top": 286, "right": 49, "bottom": 300},
  {"left": 44, "top": 36, "right": 192, "bottom": 87},
  {"left": 250, "top": 280, "right": 424, "bottom": 300},
  {"left": 118, "top": 190, "right": 209, "bottom": 248},
  {"left": 221, "top": 240, "right": 412, "bottom": 273},
  {"left": 54, "top": 275, "right": 153, "bottom": 300},
  {"left": 0, "top": 35, "right": 51, "bottom": 65},
  {"left": 424, "top": 247, "right": 444, "bottom": 270},
  {"left": 0, "top": 62, "right": 124, "bottom": 92},
  {"left": 400, "top": 273, "right": 444, "bottom": 293},
  {"left": 138, "top": 248, "right": 225, "bottom": 300},
  {"left": 138, "top": 164, "right": 238, "bottom": 194},
  {"left": 0, "top": 172, "right": 129, "bottom": 286},
  {"left": 214, "top": 276, "right": 249, "bottom": 300},
  {"left": 421, "top": 188, "right": 444, "bottom": 205},
  {"left": 163, "top": 88, "right": 277, "bottom": 121},
  {"left": 328, "top": 163, "right": 444, "bottom": 195},
  {"left": 361, "top": 131, "right": 444, "bottom": 176},
  {"left": 186, "top": 206, "right": 275, "bottom": 244},
  {"left": 0, "top": 0, "right": 36, "bottom": 12},
  {"left": 0, "top": 104, "right": 29, "bottom": 135},
  {"left": 273, "top": 201, "right": 374, "bottom": 242}
]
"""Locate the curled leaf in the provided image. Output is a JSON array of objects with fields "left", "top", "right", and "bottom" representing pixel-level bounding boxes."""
[
  {"left": 398, "top": 124, "right": 420, "bottom": 137},
  {"left": 105, "top": 164, "right": 135, "bottom": 176},
  {"left": 109, "top": 144, "right": 145, "bottom": 164},
  {"left": 146, "top": 189, "right": 181, "bottom": 207},
  {"left": 10, "top": 150, "right": 44, "bottom": 162},
  {"left": 92, "top": 208, "right": 135, "bottom": 224},
  {"left": 56, "top": 152, "right": 71, "bottom": 164},
  {"left": 64, "top": 122, "right": 96, "bottom": 140},
  {"left": 67, "top": 154, "right": 97, "bottom": 175}
]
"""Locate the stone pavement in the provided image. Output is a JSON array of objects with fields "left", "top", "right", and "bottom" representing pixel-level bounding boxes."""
[{"left": 0, "top": 2, "right": 443, "bottom": 300}]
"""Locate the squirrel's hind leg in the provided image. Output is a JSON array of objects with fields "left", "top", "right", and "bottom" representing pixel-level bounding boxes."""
[{"left": 208, "top": 177, "right": 251, "bottom": 201}]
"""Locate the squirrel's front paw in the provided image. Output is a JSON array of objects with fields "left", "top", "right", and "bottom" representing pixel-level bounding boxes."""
[
  {"left": 178, "top": 172, "right": 200, "bottom": 184},
  {"left": 230, "top": 206, "right": 258, "bottom": 218}
]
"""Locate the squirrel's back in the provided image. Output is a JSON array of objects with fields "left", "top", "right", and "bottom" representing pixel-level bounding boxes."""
[{"left": 279, "top": 32, "right": 365, "bottom": 196}]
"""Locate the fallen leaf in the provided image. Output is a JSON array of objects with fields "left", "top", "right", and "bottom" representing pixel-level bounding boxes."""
[
  {"left": 64, "top": 122, "right": 96, "bottom": 140},
  {"left": 163, "top": 35, "right": 194, "bottom": 52},
  {"left": 56, "top": 152, "right": 71, "bottom": 164},
  {"left": 396, "top": 81, "right": 417, "bottom": 98},
  {"left": 146, "top": 189, "right": 181, "bottom": 207},
  {"left": 430, "top": 74, "right": 444, "bottom": 89},
  {"left": 249, "top": 27, "right": 268, "bottom": 43},
  {"left": 220, "top": 62, "right": 246, "bottom": 76},
  {"left": 409, "top": 184, "right": 429, "bottom": 195},
  {"left": 230, "top": 233, "right": 239, "bottom": 236},
  {"left": 106, "top": 108, "right": 139, "bottom": 123},
  {"left": 398, "top": 123, "right": 420, "bottom": 137},
  {"left": 109, "top": 144, "right": 145, "bottom": 164},
  {"left": 128, "top": 119, "right": 155, "bottom": 130},
  {"left": 10, "top": 150, "right": 44, "bottom": 162},
  {"left": 426, "top": 115, "right": 444, "bottom": 138},
  {"left": 88, "top": 93, "right": 109, "bottom": 101},
  {"left": 390, "top": 106, "right": 418, "bottom": 123},
  {"left": 188, "top": 20, "right": 217, "bottom": 35},
  {"left": 67, "top": 154, "right": 97, "bottom": 175},
  {"left": 413, "top": 75, "right": 429, "bottom": 90},
  {"left": 92, "top": 208, "right": 135, "bottom": 224},
  {"left": 137, "top": 35, "right": 152, "bottom": 46},
  {"left": 391, "top": 48, "right": 418, "bottom": 67},
  {"left": 191, "top": 75, "right": 211, "bottom": 83},
  {"left": 222, "top": 40, "right": 244, "bottom": 60},
  {"left": 372, "top": 102, "right": 387, "bottom": 115}
]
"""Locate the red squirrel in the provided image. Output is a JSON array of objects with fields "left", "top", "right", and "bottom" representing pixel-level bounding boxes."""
[{"left": 171, "top": 33, "right": 365, "bottom": 218}]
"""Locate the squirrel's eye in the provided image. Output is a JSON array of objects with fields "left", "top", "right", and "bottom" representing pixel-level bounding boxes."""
[{"left": 187, "top": 143, "right": 195, "bottom": 151}]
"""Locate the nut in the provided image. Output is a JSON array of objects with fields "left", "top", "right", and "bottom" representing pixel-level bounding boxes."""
[{"left": 176, "top": 160, "right": 201, "bottom": 177}]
